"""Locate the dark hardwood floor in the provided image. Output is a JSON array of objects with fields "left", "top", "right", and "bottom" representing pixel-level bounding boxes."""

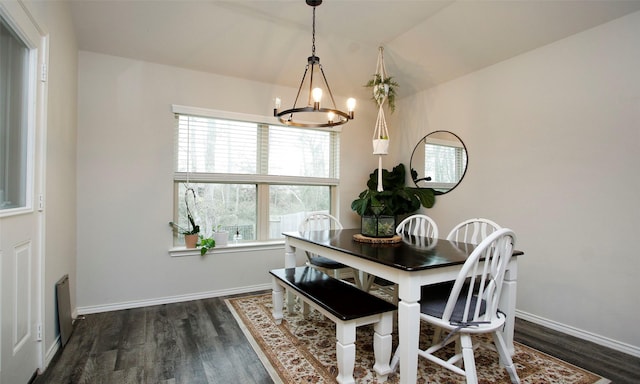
[
  {"left": 34, "top": 293, "right": 640, "bottom": 384},
  {"left": 513, "top": 317, "right": 640, "bottom": 384}
]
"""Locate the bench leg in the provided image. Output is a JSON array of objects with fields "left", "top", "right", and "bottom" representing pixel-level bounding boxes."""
[
  {"left": 335, "top": 321, "right": 356, "bottom": 384},
  {"left": 271, "top": 277, "right": 284, "bottom": 325},
  {"left": 373, "top": 312, "right": 394, "bottom": 381}
]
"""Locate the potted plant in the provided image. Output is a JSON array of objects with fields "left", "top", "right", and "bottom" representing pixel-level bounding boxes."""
[
  {"left": 351, "top": 163, "right": 436, "bottom": 237},
  {"left": 364, "top": 73, "right": 399, "bottom": 113},
  {"left": 212, "top": 225, "right": 229, "bottom": 247},
  {"left": 198, "top": 236, "right": 216, "bottom": 255},
  {"left": 169, "top": 211, "right": 200, "bottom": 248},
  {"left": 373, "top": 134, "right": 389, "bottom": 155},
  {"left": 170, "top": 219, "right": 218, "bottom": 255}
]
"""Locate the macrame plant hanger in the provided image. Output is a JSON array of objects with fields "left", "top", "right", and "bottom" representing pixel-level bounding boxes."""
[{"left": 372, "top": 46, "right": 390, "bottom": 192}]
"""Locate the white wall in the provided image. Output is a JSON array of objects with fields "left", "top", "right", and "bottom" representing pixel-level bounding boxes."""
[
  {"left": 76, "top": 52, "right": 377, "bottom": 311},
  {"left": 29, "top": 0, "right": 78, "bottom": 365},
  {"left": 392, "top": 11, "right": 640, "bottom": 353}
]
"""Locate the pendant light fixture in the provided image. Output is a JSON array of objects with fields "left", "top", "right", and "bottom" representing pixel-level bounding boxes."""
[{"left": 273, "top": 0, "right": 355, "bottom": 128}]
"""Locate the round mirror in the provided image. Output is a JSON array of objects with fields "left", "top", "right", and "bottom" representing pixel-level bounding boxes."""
[{"left": 410, "top": 130, "right": 468, "bottom": 195}]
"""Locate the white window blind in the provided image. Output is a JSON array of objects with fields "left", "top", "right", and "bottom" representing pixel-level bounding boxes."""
[
  {"left": 175, "top": 114, "right": 339, "bottom": 182},
  {"left": 175, "top": 115, "right": 258, "bottom": 174}
]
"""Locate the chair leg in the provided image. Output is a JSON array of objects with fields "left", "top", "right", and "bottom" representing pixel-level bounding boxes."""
[
  {"left": 432, "top": 327, "right": 443, "bottom": 344},
  {"left": 455, "top": 337, "right": 463, "bottom": 368},
  {"left": 460, "top": 334, "right": 478, "bottom": 384},
  {"left": 392, "top": 284, "right": 399, "bottom": 304},
  {"left": 492, "top": 332, "right": 521, "bottom": 384}
]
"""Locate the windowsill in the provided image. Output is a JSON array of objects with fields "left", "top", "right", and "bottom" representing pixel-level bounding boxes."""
[{"left": 169, "top": 240, "right": 285, "bottom": 257}]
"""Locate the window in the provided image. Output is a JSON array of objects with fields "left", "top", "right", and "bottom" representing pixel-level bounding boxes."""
[
  {"left": 0, "top": 17, "right": 30, "bottom": 211},
  {"left": 424, "top": 139, "right": 467, "bottom": 193},
  {"left": 172, "top": 106, "right": 339, "bottom": 244}
]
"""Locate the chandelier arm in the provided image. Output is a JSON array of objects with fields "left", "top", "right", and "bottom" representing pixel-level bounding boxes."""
[
  {"left": 318, "top": 63, "right": 339, "bottom": 109},
  {"left": 286, "top": 63, "right": 311, "bottom": 121},
  {"left": 308, "top": 60, "right": 316, "bottom": 106}
]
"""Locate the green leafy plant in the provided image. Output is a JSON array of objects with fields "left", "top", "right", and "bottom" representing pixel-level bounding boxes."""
[
  {"left": 351, "top": 163, "right": 435, "bottom": 217},
  {"left": 364, "top": 74, "right": 399, "bottom": 113},
  {"left": 199, "top": 236, "right": 216, "bottom": 256}
]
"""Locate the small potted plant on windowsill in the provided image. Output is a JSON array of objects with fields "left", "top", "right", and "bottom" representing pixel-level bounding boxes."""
[
  {"left": 212, "top": 225, "right": 229, "bottom": 247},
  {"left": 198, "top": 237, "right": 216, "bottom": 255},
  {"left": 169, "top": 211, "right": 200, "bottom": 248}
]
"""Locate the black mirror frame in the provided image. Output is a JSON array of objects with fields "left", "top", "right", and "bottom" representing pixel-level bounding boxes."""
[{"left": 409, "top": 130, "right": 468, "bottom": 195}]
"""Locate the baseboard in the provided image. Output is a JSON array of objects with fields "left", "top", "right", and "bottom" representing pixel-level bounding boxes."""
[
  {"left": 76, "top": 283, "right": 272, "bottom": 315},
  {"left": 41, "top": 335, "right": 61, "bottom": 374},
  {"left": 516, "top": 310, "right": 640, "bottom": 358}
]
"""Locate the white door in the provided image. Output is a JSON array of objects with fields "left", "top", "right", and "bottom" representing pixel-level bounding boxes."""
[{"left": 0, "top": 1, "right": 47, "bottom": 383}]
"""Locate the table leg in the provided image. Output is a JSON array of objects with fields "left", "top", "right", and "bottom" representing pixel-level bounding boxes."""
[
  {"left": 271, "top": 277, "right": 284, "bottom": 325},
  {"left": 499, "top": 279, "right": 517, "bottom": 355},
  {"left": 285, "top": 241, "right": 297, "bottom": 314},
  {"left": 499, "top": 259, "right": 518, "bottom": 356},
  {"left": 398, "top": 300, "right": 420, "bottom": 384}
]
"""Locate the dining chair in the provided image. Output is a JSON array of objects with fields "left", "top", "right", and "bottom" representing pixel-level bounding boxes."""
[
  {"left": 373, "top": 214, "right": 439, "bottom": 303},
  {"left": 298, "top": 213, "right": 355, "bottom": 281},
  {"left": 396, "top": 214, "right": 439, "bottom": 239},
  {"left": 446, "top": 218, "right": 501, "bottom": 244},
  {"left": 427, "top": 218, "right": 502, "bottom": 343},
  {"left": 391, "top": 228, "right": 521, "bottom": 384}
]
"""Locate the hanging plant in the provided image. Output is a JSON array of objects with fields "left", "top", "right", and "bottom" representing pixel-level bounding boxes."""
[{"left": 365, "top": 73, "right": 399, "bottom": 113}]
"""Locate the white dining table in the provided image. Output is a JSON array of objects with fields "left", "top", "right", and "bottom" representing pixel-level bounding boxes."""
[{"left": 278, "top": 228, "right": 522, "bottom": 384}]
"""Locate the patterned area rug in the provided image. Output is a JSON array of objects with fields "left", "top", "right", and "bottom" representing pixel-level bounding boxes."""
[{"left": 226, "top": 293, "right": 610, "bottom": 384}]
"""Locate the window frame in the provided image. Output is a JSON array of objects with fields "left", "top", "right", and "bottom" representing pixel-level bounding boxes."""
[
  {"left": 0, "top": 8, "right": 41, "bottom": 217},
  {"left": 171, "top": 105, "right": 341, "bottom": 245}
]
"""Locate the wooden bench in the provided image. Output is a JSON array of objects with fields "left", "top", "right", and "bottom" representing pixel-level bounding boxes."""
[{"left": 270, "top": 266, "right": 397, "bottom": 384}]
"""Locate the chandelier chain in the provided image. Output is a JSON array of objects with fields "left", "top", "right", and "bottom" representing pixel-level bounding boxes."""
[{"left": 311, "top": 6, "right": 316, "bottom": 56}]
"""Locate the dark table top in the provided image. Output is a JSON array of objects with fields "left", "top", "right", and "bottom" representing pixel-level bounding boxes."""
[{"left": 283, "top": 228, "right": 523, "bottom": 272}]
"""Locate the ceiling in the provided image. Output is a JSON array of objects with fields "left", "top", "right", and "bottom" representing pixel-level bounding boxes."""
[{"left": 69, "top": 0, "right": 640, "bottom": 101}]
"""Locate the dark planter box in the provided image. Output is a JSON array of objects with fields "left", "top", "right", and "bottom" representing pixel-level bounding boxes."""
[{"left": 361, "top": 215, "right": 396, "bottom": 238}]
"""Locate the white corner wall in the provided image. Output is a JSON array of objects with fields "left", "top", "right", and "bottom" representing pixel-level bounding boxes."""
[
  {"left": 28, "top": 0, "right": 79, "bottom": 366},
  {"left": 76, "top": 52, "right": 377, "bottom": 312},
  {"left": 393, "top": 11, "right": 640, "bottom": 353}
]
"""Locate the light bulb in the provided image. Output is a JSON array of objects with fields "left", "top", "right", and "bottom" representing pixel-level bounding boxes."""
[
  {"left": 312, "top": 88, "right": 323, "bottom": 103},
  {"left": 327, "top": 111, "right": 335, "bottom": 123},
  {"left": 347, "top": 98, "right": 356, "bottom": 119},
  {"left": 274, "top": 97, "right": 281, "bottom": 109},
  {"left": 347, "top": 98, "right": 356, "bottom": 112}
]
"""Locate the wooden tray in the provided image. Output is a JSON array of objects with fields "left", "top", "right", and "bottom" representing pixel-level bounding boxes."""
[{"left": 353, "top": 233, "right": 402, "bottom": 244}]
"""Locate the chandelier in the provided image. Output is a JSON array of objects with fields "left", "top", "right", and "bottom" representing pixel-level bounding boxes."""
[{"left": 273, "top": 0, "right": 355, "bottom": 128}]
